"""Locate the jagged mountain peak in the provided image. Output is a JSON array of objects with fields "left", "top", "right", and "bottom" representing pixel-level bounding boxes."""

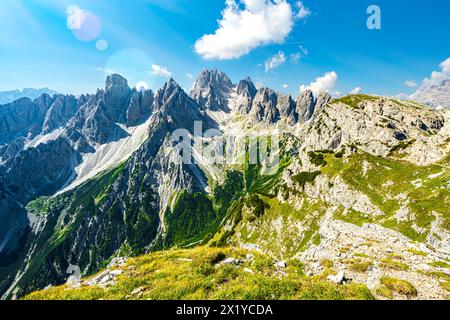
[
  {"left": 298, "top": 89, "right": 314, "bottom": 99},
  {"left": 33, "top": 93, "right": 54, "bottom": 106},
  {"left": 101, "top": 74, "right": 133, "bottom": 123},
  {"left": 155, "top": 78, "right": 185, "bottom": 107},
  {"left": 296, "top": 89, "right": 316, "bottom": 122},
  {"left": 190, "top": 69, "right": 233, "bottom": 112},
  {"left": 195, "top": 68, "right": 233, "bottom": 88},
  {"left": 166, "top": 77, "right": 183, "bottom": 90},
  {"left": 248, "top": 87, "right": 280, "bottom": 124},
  {"left": 105, "top": 73, "right": 129, "bottom": 91},
  {"left": 237, "top": 77, "right": 257, "bottom": 98},
  {"left": 315, "top": 91, "right": 332, "bottom": 113},
  {"left": 433, "top": 79, "right": 450, "bottom": 89}
]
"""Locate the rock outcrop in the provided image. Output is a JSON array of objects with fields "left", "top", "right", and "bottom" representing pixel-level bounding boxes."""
[
  {"left": 236, "top": 77, "right": 257, "bottom": 115},
  {"left": 296, "top": 89, "right": 315, "bottom": 122},
  {"left": 249, "top": 88, "right": 280, "bottom": 125}
]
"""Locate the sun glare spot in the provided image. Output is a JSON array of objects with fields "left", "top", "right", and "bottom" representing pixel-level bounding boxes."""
[{"left": 135, "top": 81, "right": 149, "bottom": 92}]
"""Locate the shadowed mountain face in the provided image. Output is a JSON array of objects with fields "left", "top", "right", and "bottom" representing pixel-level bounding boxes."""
[
  {"left": 0, "top": 70, "right": 449, "bottom": 300},
  {"left": 0, "top": 74, "right": 155, "bottom": 261}
]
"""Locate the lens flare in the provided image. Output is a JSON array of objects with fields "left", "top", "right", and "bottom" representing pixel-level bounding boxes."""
[
  {"left": 96, "top": 39, "right": 108, "bottom": 51},
  {"left": 66, "top": 5, "right": 101, "bottom": 42}
]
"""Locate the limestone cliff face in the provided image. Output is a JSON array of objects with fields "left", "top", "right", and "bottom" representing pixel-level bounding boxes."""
[
  {"left": 296, "top": 89, "right": 315, "bottom": 122},
  {"left": 300, "top": 96, "right": 448, "bottom": 165}
]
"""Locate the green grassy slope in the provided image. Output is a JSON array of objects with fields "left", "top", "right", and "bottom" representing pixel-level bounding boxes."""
[{"left": 24, "top": 246, "right": 373, "bottom": 300}]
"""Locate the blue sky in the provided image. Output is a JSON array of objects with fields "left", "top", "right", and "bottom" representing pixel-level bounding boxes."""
[{"left": 0, "top": 0, "right": 449, "bottom": 97}]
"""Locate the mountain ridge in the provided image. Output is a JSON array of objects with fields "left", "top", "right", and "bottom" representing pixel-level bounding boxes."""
[
  {"left": 0, "top": 88, "right": 59, "bottom": 105},
  {"left": 0, "top": 70, "right": 449, "bottom": 300}
]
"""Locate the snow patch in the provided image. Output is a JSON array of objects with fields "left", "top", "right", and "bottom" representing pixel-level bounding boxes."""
[{"left": 24, "top": 128, "right": 64, "bottom": 149}]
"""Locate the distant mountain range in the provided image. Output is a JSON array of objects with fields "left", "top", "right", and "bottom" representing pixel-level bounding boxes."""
[
  {"left": 0, "top": 70, "right": 449, "bottom": 300},
  {"left": 411, "top": 79, "right": 450, "bottom": 109},
  {"left": 0, "top": 88, "right": 59, "bottom": 105}
]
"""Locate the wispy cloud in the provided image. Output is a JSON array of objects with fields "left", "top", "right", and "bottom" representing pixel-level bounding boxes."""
[
  {"left": 96, "top": 67, "right": 118, "bottom": 74},
  {"left": 350, "top": 87, "right": 362, "bottom": 94},
  {"left": 294, "top": 1, "right": 311, "bottom": 19},
  {"left": 264, "top": 51, "right": 286, "bottom": 72},
  {"left": 404, "top": 80, "right": 417, "bottom": 88},
  {"left": 290, "top": 45, "right": 308, "bottom": 64},
  {"left": 149, "top": 64, "right": 172, "bottom": 77}
]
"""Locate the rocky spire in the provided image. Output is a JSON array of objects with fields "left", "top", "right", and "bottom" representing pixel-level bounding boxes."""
[
  {"left": 249, "top": 87, "right": 280, "bottom": 125},
  {"left": 156, "top": 78, "right": 216, "bottom": 132},
  {"left": 277, "top": 94, "right": 297, "bottom": 125},
  {"left": 315, "top": 92, "right": 332, "bottom": 113},
  {"left": 126, "top": 88, "right": 154, "bottom": 126},
  {"left": 103, "top": 74, "right": 132, "bottom": 123},
  {"left": 235, "top": 77, "right": 257, "bottom": 115},
  {"left": 155, "top": 78, "right": 184, "bottom": 110},
  {"left": 190, "top": 69, "right": 234, "bottom": 112},
  {"left": 296, "top": 89, "right": 315, "bottom": 122},
  {"left": 237, "top": 77, "right": 257, "bottom": 98}
]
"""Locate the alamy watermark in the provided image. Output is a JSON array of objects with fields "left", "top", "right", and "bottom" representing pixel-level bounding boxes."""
[
  {"left": 171, "top": 121, "right": 281, "bottom": 176},
  {"left": 367, "top": 4, "right": 381, "bottom": 30},
  {"left": 66, "top": 264, "right": 81, "bottom": 284}
]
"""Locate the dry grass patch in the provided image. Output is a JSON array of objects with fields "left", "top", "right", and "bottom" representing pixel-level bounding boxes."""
[{"left": 377, "top": 276, "right": 417, "bottom": 299}]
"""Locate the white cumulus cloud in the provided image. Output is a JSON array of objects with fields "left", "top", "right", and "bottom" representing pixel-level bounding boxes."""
[
  {"left": 410, "top": 57, "right": 450, "bottom": 100},
  {"left": 149, "top": 64, "right": 172, "bottom": 77},
  {"left": 418, "top": 57, "right": 450, "bottom": 88},
  {"left": 300, "top": 71, "right": 338, "bottom": 97},
  {"left": 194, "top": 0, "right": 297, "bottom": 60},
  {"left": 283, "top": 84, "right": 289, "bottom": 89},
  {"left": 186, "top": 73, "right": 194, "bottom": 79},
  {"left": 350, "top": 87, "right": 362, "bottom": 94},
  {"left": 264, "top": 51, "right": 286, "bottom": 72}
]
